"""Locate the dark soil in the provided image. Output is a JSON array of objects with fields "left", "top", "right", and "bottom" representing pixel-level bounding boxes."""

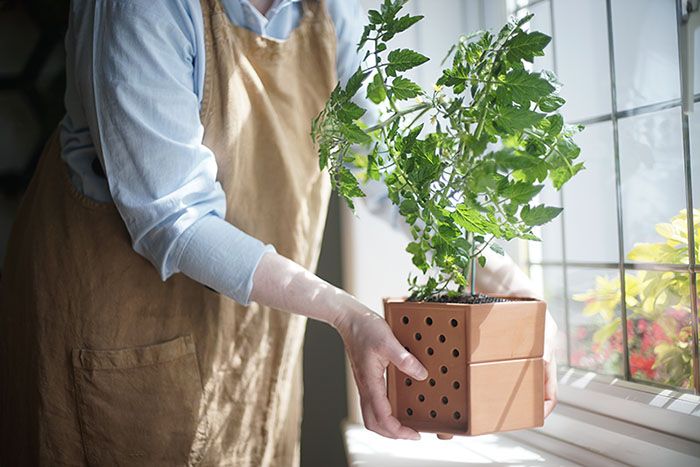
[{"left": 421, "top": 293, "right": 512, "bottom": 304}]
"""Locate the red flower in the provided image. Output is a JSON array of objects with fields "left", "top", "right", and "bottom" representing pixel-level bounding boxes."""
[
  {"left": 630, "top": 353, "right": 656, "bottom": 379},
  {"left": 637, "top": 319, "right": 648, "bottom": 333}
]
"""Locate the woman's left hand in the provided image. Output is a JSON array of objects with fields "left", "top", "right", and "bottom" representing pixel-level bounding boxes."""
[{"left": 543, "top": 311, "right": 559, "bottom": 418}]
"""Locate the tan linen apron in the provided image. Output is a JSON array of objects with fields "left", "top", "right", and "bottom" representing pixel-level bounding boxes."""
[{"left": 0, "top": 0, "right": 337, "bottom": 464}]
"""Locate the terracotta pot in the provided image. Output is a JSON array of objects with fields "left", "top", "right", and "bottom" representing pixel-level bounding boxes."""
[{"left": 384, "top": 296, "right": 546, "bottom": 437}]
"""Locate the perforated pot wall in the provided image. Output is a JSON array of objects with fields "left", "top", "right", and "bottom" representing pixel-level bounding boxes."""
[{"left": 384, "top": 296, "right": 546, "bottom": 437}]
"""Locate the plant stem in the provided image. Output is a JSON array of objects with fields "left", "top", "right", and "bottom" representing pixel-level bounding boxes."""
[{"left": 364, "top": 102, "right": 432, "bottom": 133}]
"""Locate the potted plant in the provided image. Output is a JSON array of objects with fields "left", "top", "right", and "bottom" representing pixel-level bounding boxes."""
[{"left": 312, "top": 0, "right": 584, "bottom": 436}]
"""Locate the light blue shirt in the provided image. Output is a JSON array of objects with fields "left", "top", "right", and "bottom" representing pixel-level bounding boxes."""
[{"left": 59, "top": 0, "right": 374, "bottom": 305}]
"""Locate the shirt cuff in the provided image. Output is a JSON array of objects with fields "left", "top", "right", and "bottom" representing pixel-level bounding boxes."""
[{"left": 176, "top": 214, "right": 276, "bottom": 305}]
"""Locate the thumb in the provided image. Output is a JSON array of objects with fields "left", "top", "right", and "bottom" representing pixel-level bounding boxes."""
[{"left": 386, "top": 341, "right": 428, "bottom": 380}]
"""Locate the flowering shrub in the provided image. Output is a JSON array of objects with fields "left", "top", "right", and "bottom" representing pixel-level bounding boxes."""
[{"left": 572, "top": 209, "right": 696, "bottom": 389}]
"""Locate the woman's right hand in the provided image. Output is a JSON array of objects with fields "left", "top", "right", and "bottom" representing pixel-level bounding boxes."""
[
  {"left": 334, "top": 306, "right": 429, "bottom": 440},
  {"left": 250, "top": 252, "right": 428, "bottom": 439}
]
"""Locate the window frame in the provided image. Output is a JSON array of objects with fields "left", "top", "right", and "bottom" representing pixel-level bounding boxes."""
[{"left": 504, "top": 0, "right": 700, "bottom": 396}]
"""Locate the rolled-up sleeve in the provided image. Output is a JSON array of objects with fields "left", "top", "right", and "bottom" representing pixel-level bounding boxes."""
[{"left": 80, "top": 1, "right": 273, "bottom": 304}]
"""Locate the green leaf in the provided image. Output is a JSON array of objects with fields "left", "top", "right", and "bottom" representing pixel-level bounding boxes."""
[
  {"left": 340, "top": 123, "right": 371, "bottom": 145},
  {"left": 367, "top": 73, "right": 387, "bottom": 104},
  {"left": 489, "top": 243, "right": 505, "bottom": 255},
  {"left": 539, "top": 95, "right": 566, "bottom": 112},
  {"left": 478, "top": 255, "right": 486, "bottom": 268},
  {"left": 391, "top": 14, "right": 424, "bottom": 35},
  {"left": 399, "top": 198, "right": 419, "bottom": 215},
  {"left": 452, "top": 205, "right": 501, "bottom": 235},
  {"left": 521, "top": 204, "right": 563, "bottom": 226},
  {"left": 337, "top": 102, "right": 366, "bottom": 123},
  {"left": 501, "top": 182, "right": 544, "bottom": 204},
  {"left": 493, "top": 150, "right": 541, "bottom": 170},
  {"left": 390, "top": 76, "right": 423, "bottom": 100},
  {"left": 506, "top": 31, "right": 551, "bottom": 63},
  {"left": 503, "top": 70, "right": 555, "bottom": 104},
  {"left": 368, "top": 9, "right": 383, "bottom": 24},
  {"left": 550, "top": 162, "right": 584, "bottom": 190},
  {"left": 344, "top": 68, "right": 369, "bottom": 100},
  {"left": 495, "top": 106, "right": 546, "bottom": 132},
  {"left": 387, "top": 48, "right": 430, "bottom": 74}
]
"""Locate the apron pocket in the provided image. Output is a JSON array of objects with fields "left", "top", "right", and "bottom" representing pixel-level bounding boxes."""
[{"left": 71, "top": 335, "right": 203, "bottom": 466}]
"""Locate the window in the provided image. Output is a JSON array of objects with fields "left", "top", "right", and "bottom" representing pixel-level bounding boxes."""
[
  {"left": 505, "top": 0, "right": 700, "bottom": 395},
  {"left": 348, "top": 0, "right": 700, "bottom": 436}
]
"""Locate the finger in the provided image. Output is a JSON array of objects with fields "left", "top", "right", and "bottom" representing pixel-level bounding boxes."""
[
  {"left": 384, "top": 340, "right": 428, "bottom": 381},
  {"left": 366, "top": 362, "right": 421, "bottom": 440},
  {"left": 361, "top": 397, "right": 419, "bottom": 440},
  {"left": 543, "top": 357, "right": 558, "bottom": 418},
  {"left": 544, "top": 399, "right": 557, "bottom": 418}
]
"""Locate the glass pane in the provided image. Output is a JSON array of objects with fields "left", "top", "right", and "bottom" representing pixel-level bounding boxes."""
[
  {"left": 619, "top": 108, "right": 687, "bottom": 265},
  {"left": 610, "top": 0, "right": 680, "bottom": 111},
  {"left": 622, "top": 271, "right": 694, "bottom": 390},
  {"left": 690, "top": 110, "right": 700, "bottom": 218},
  {"left": 568, "top": 267, "right": 623, "bottom": 376},
  {"left": 551, "top": 0, "right": 612, "bottom": 122},
  {"left": 563, "top": 121, "right": 618, "bottom": 264}
]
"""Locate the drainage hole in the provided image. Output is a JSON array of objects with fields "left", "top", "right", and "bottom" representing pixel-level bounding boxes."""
[
  {"left": 429, "top": 378, "right": 436, "bottom": 387},
  {"left": 418, "top": 394, "right": 425, "bottom": 402},
  {"left": 405, "top": 378, "right": 412, "bottom": 387},
  {"left": 440, "top": 365, "right": 448, "bottom": 374},
  {"left": 402, "top": 316, "right": 409, "bottom": 324},
  {"left": 452, "top": 349, "right": 460, "bottom": 357},
  {"left": 430, "top": 410, "right": 437, "bottom": 418},
  {"left": 407, "top": 408, "right": 413, "bottom": 416},
  {"left": 439, "top": 335, "right": 446, "bottom": 343},
  {"left": 441, "top": 396, "right": 449, "bottom": 405},
  {"left": 450, "top": 319, "right": 458, "bottom": 327},
  {"left": 415, "top": 332, "right": 422, "bottom": 341},
  {"left": 453, "top": 381, "right": 460, "bottom": 389},
  {"left": 425, "top": 316, "right": 433, "bottom": 325},
  {"left": 427, "top": 347, "right": 434, "bottom": 356},
  {"left": 453, "top": 411, "right": 461, "bottom": 420}
]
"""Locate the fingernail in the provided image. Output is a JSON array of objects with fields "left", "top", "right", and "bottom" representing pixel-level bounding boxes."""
[{"left": 416, "top": 366, "right": 428, "bottom": 380}]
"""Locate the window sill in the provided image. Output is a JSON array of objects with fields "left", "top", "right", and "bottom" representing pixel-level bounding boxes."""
[
  {"left": 341, "top": 420, "right": 584, "bottom": 466},
  {"left": 556, "top": 367, "right": 700, "bottom": 442},
  {"left": 342, "top": 371, "right": 700, "bottom": 467}
]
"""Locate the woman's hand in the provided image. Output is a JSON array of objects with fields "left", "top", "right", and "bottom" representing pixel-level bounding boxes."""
[
  {"left": 250, "top": 252, "right": 428, "bottom": 439},
  {"left": 543, "top": 311, "right": 559, "bottom": 418},
  {"left": 334, "top": 307, "right": 429, "bottom": 440}
]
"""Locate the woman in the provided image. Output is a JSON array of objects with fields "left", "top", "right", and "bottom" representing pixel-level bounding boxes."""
[{"left": 0, "top": 0, "right": 557, "bottom": 465}]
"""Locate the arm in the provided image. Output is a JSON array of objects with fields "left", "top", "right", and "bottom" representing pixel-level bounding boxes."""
[
  {"left": 74, "top": 1, "right": 273, "bottom": 304},
  {"left": 75, "top": 0, "right": 427, "bottom": 440}
]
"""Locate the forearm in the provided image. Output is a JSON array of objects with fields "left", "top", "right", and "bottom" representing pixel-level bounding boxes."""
[
  {"left": 250, "top": 251, "right": 367, "bottom": 330},
  {"left": 474, "top": 246, "right": 542, "bottom": 299}
]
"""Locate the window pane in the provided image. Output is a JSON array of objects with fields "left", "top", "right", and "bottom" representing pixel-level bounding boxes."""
[
  {"left": 619, "top": 108, "right": 686, "bottom": 265},
  {"left": 690, "top": 110, "right": 700, "bottom": 214},
  {"left": 563, "top": 121, "right": 618, "bottom": 263},
  {"left": 610, "top": 0, "right": 680, "bottom": 111},
  {"left": 551, "top": 0, "right": 611, "bottom": 122},
  {"left": 568, "top": 267, "right": 623, "bottom": 376},
  {"left": 622, "top": 271, "right": 694, "bottom": 390}
]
